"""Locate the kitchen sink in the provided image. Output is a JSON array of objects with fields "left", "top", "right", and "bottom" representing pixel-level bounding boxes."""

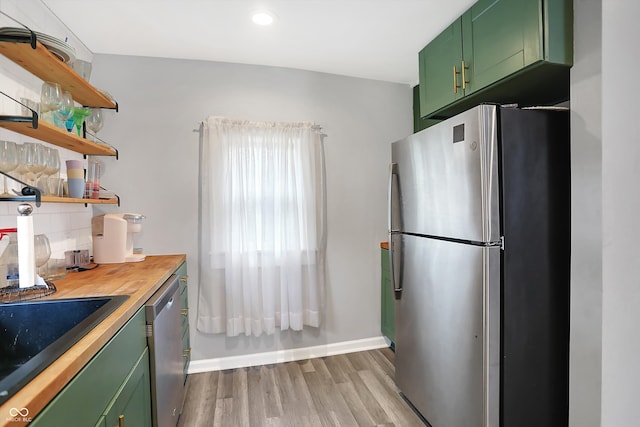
[{"left": 0, "top": 295, "right": 128, "bottom": 404}]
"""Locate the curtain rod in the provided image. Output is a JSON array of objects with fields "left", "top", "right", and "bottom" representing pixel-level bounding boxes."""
[{"left": 195, "top": 120, "right": 323, "bottom": 132}]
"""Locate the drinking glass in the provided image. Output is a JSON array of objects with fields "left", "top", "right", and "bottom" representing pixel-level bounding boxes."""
[
  {"left": 14, "top": 144, "right": 30, "bottom": 190},
  {"left": 23, "top": 142, "right": 45, "bottom": 186},
  {"left": 0, "top": 140, "right": 18, "bottom": 196},
  {"left": 54, "top": 91, "right": 74, "bottom": 129},
  {"left": 39, "top": 147, "right": 60, "bottom": 195},
  {"left": 40, "top": 82, "right": 63, "bottom": 125},
  {"left": 71, "top": 59, "right": 92, "bottom": 81},
  {"left": 47, "top": 146, "right": 60, "bottom": 173},
  {"left": 69, "top": 107, "right": 91, "bottom": 136},
  {"left": 86, "top": 108, "right": 103, "bottom": 138},
  {"left": 34, "top": 234, "right": 51, "bottom": 277}
]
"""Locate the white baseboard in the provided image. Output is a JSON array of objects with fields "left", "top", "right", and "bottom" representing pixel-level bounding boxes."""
[{"left": 187, "top": 336, "right": 389, "bottom": 374}]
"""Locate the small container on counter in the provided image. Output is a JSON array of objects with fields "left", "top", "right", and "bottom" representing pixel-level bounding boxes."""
[{"left": 65, "top": 249, "right": 90, "bottom": 270}]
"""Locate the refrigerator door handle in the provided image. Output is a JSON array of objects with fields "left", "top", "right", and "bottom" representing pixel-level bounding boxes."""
[
  {"left": 388, "top": 162, "right": 402, "bottom": 296},
  {"left": 388, "top": 162, "right": 398, "bottom": 234},
  {"left": 389, "top": 233, "right": 402, "bottom": 296}
]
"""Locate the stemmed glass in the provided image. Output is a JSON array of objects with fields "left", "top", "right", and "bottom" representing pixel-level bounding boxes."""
[
  {"left": 54, "top": 91, "right": 74, "bottom": 130},
  {"left": 34, "top": 234, "right": 51, "bottom": 279},
  {"left": 86, "top": 108, "right": 103, "bottom": 140},
  {"left": 0, "top": 140, "right": 18, "bottom": 196},
  {"left": 69, "top": 107, "right": 91, "bottom": 136},
  {"left": 23, "top": 142, "right": 45, "bottom": 187},
  {"left": 38, "top": 147, "right": 60, "bottom": 195},
  {"left": 13, "top": 144, "right": 30, "bottom": 190},
  {"left": 46, "top": 148, "right": 60, "bottom": 194},
  {"left": 40, "top": 82, "right": 63, "bottom": 125}
]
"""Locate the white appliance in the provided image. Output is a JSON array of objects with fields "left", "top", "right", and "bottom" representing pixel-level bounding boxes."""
[
  {"left": 92, "top": 213, "right": 145, "bottom": 264},
  {"left": 389, "top": 104, "right": 570, "bottom": 427}
]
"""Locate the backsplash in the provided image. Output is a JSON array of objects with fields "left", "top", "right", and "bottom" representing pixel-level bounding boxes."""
[{"left": 0, "top": 202, "right": 92, "bottom": 259}]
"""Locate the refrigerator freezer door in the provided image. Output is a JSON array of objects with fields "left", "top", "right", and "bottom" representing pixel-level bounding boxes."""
[
  {"left": 390, "top": 104, "right": 500, "bottom": 244},
  {"left": 394, "top": 234, "right": 500, "bottom": 427}
]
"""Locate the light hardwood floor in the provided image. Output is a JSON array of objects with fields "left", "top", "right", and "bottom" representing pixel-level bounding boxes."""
[{"left": 178, "top": 347, "right": 426, "bottom": 427}]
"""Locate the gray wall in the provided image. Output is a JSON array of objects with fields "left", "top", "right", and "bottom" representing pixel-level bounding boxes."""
[
  {"left": 570, "top": 0, "right": 602, "bottom": 425},
  {"left": 90, "top": 55, "right": 412, "bottom": 360},
  {"left": 601, "top": 0, "right": 640, "bottom": 425},
  {"left": 571, "top": 0, "right": 640, "bottom": 425}
]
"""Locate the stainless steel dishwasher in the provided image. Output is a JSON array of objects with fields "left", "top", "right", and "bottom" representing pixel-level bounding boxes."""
[{"left": 146, "top": 274, "right": 184, "bottom": 427}]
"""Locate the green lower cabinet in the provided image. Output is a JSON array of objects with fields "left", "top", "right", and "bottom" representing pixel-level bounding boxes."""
[
  {"left": 182, "top": 326, "right": 191, "bottom": 383},
  {"left": 96, "top": 349, "right": 152, "bottom": 427},
  {"left": 30, "top": 309, "right": 151, "bottom": 427},
  {"left": 176, "top": 261, "right": 191, "bottom": 383},
  {"left": 381, "top": 247, "right": 395, "bottom": 345}
]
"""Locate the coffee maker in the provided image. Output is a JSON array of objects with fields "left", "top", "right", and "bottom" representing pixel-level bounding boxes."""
[{"left": 92, "top": 213, "right": 145, "bottom": 264}]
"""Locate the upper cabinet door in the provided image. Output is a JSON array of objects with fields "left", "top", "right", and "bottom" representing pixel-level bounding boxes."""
[
  {"left": 417, "top": 0, "right": 572, "bottom": 120},
  {"left": 418, "top": 18, "right": 464, "bottom": 120},
  {"left": 463, "top": 0, "right": 542, "bottom": 95}
]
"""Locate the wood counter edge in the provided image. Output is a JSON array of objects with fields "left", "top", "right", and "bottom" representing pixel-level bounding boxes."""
[{"left": 0, "top": 254, "right": 186, "bottom": 426}]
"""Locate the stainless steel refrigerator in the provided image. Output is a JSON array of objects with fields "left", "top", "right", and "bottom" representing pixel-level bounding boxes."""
[{"left": 388, "top": 104, "right": 570, "bottom": 427}]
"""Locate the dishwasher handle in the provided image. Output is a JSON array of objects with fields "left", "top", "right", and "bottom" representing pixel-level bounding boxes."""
[{"left": 145, "top": 274, "right": 180, "bottom": 321}]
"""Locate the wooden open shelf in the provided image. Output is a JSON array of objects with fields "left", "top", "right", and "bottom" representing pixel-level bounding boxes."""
[
  {"left": 0, "top": 33, "right": 121, "bottom": 207},
  {"left": 0, "top": 39, "right": 116, "bottom": 109},
  {"left": 0, "top": 117, "right": 116, "bottom": 156},
  {"left": 41, "top": 196, "right": 119, "bottom": 204},
  {"left": 0, "top": 195, "right": 119, "bottom": 205}
]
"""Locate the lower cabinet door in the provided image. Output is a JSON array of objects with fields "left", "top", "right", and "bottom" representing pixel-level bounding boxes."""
[
  {"left": 381, "top": 247, "right": 395, "bottom": 344},
  {"left": 98, "top": 348, "right": 152, "bottom": 427},
  {"left": 30, "top": 309, "right": 147, "bottom": 427},
  {"left": 176, "top": 261, "right": 190, "bottom": 384}
]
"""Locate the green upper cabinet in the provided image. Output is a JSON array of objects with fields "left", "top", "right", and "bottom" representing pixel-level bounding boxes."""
[
  {"left": 419, "top": 18, "right": 465, "bottom": 117},
  {"left": 465, "top": 0, "right": 542, "bottom": 95},
  {"left": 419, "top": 0, "right": 573, "bottom": 119}
]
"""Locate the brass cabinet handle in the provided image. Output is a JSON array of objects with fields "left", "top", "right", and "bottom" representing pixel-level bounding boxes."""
[
  {"left": 181, "top": 308, "right": 189, "bottom": 316},
  {"left": 461, "top": 60, "right": 469, "bottom": 90},
  {"left": 184, "top": 348, "right": 192, "bottom": 358},
  {"left": 117, "top": 414, "right": 124, "bottom": 427},
  {"left": 180, "top": 275, "right": 189, "bottom": 284},
  {"left": 453, "top": 65, "right": 460, "bottom": 93}
]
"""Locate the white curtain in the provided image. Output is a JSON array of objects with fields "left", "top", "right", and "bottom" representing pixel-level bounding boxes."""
[{"left": 197, "top": 117, "right": 327, "bottom": 337}]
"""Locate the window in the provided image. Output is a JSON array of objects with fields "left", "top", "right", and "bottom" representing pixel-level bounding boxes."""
[{"left": 198, "top": 118, "right": 326, "bottom": 337}]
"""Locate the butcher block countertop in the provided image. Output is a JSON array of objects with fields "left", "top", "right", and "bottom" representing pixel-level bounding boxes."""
[{"left": 0, "top": 254, "right": 186, "bottom": 426}]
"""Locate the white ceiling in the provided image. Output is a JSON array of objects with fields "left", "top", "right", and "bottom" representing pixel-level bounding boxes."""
[{"left": 42, "top": 0, "right": 476, "bottom": 85}]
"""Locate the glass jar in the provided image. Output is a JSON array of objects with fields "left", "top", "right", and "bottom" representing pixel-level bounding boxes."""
[{"left": 0, "top": 228, "right": 19, "bottom": 288}]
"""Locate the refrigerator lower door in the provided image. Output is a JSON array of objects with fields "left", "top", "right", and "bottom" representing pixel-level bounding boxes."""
[{"left": 394, "top": 234, "right": 500, "bottom": 427}]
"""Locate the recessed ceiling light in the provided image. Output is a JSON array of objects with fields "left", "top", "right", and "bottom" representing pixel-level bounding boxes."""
[{"left": 252, "top": 11, "right": 275, "bottom": 26}]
